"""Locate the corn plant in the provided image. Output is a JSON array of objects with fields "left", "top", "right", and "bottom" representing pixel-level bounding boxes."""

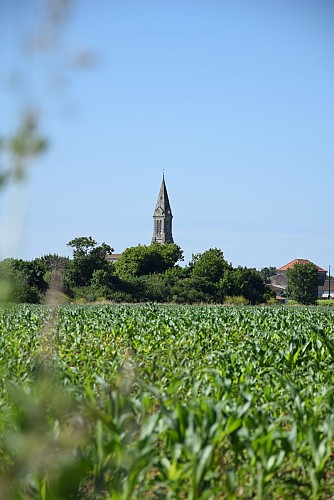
[{"left": 1, "top": 304, "right": 334, "bottom": 498}]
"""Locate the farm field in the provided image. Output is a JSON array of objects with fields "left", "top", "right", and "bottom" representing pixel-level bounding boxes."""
[{"left": 1, "top": 304, "right": 334, "bottom": 498}]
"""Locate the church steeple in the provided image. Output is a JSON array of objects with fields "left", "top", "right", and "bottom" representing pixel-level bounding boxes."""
[{"left": 152, "top": 175, "right": 174, "bottom": 244}]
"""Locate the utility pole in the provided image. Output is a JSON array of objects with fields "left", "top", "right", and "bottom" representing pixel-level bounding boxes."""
[{"left": 329, "top": 265, "right": 331, "bottom": 300}]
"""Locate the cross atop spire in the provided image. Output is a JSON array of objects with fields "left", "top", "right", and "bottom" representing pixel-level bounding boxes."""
[{"left": 151, "top": 175, "right": 174, "bottom": 244}]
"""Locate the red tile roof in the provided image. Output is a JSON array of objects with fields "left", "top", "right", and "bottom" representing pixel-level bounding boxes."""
[{"left": 278, "top": 259, "right": 326, "bottom": 272}]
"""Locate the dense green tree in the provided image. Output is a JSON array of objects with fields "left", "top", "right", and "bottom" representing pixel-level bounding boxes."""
[
  {"left": 68, "top": 236, "right": 112, "bottom": 260},
  {"left": 234, "top": 267, "right": 269, "bottom": 304},
  {"left": 65, "top": 237, "right": 115, "bottom": 294},
  {"left": 287, "top": 262, "right": 319, "bottom": 305},
  {"left": 171, "top": 276, "right": 218, "bottom": 303},
  {"left": 32, "top": 254, "right": 69, "bottom": 293},
  {"left": 137, "top": 267, "right": 189, "bottom": 303},
  {"left": 190, "top": 248, "right": 231, "bottom": 283},
  {"left": 33, "top": 254, "right": 69, "bottom": 274},
  {"left": 0, "top": 259, "right": 40, "bottom": 303},
  {"left": 186, "top": 248, "right": 230, "bottom": 302},
  {"left": 220, "top": 266, "right": 269, "bottom": 304},
  {"left": 0, "top": 242, "right": 273, "bottom": 304},
  {"left": 13, "top": 259, "right": 47, "bottom": 295},
  {"left": 89, "top": 268, "right": 122, "bottom": 300},
  {"left": 219, "top": 268, "right": 240, "bottom": 298},
  {"left": 115, "top": 244, "right": 183, "bottom": 279},
  {"left": 0, "top": 255, "right": 70, "bottom": 303}
]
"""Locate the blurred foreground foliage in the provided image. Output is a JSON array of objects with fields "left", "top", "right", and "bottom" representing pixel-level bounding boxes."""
[{"left": 0, "top": 112, "right": 47, "bottom": 187}]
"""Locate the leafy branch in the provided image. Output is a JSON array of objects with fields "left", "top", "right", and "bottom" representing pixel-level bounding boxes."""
[{"left": 0, "top": 111, "right": 47, "bottom": 187}]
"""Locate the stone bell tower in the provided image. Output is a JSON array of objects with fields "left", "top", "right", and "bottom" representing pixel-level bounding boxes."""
[{"left": 151, "top": 174, "right": 174, "bottom": 244}]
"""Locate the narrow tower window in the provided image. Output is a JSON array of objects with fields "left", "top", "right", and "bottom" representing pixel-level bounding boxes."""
[{"left": 156, "top": 220, "right": 162, "bottom": 234}]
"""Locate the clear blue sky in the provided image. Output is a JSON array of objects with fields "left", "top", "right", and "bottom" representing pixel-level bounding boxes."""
[{"left": 1, "top": 0, "right": 333, "bottom": 269}]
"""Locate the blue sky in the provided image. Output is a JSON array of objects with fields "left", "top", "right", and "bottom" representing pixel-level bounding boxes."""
[{"left": 1, "top": 0, "right": 333, "bottom": 269}]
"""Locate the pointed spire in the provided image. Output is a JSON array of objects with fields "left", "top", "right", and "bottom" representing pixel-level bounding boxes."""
[
  {"left": 152, "top": 174, "right": 174, "bottom": 244},
  {"left": 154, "top": 175, "right": 172, "bottom": 216}
]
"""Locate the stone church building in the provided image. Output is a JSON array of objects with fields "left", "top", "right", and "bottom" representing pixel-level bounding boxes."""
[{"left": 151, "top": 175, "right": 174, "bottom": 244}]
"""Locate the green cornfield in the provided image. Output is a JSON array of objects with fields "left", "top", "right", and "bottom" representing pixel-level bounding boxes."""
[{"left": 1, "top": 303, "right": 334, "bottom": 499}]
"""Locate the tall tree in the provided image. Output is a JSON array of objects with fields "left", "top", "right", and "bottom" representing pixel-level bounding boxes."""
[
  {"left": 287, "top": 262, "right": 319, "bottom": 305},
  {"left": 65, "top": 237, "right": 114, "bottom": 291},
  {"left": 190, "top": 248, "right": 230, "bottom": 283},
  {"left": 67, "top": 237, "right": 107, "bottom": 258}
]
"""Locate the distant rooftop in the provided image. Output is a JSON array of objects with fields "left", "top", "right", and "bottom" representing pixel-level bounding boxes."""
[
  {"left": 278, "top": 259, "right": 325, "bottom": 272},
  {"left": 106, "top": 253, "right": 122, "bottom": 262}
]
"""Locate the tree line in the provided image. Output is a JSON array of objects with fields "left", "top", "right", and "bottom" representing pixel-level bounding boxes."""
[{"left": 0, "top": 236, "right": 275, "bottom": 304}]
